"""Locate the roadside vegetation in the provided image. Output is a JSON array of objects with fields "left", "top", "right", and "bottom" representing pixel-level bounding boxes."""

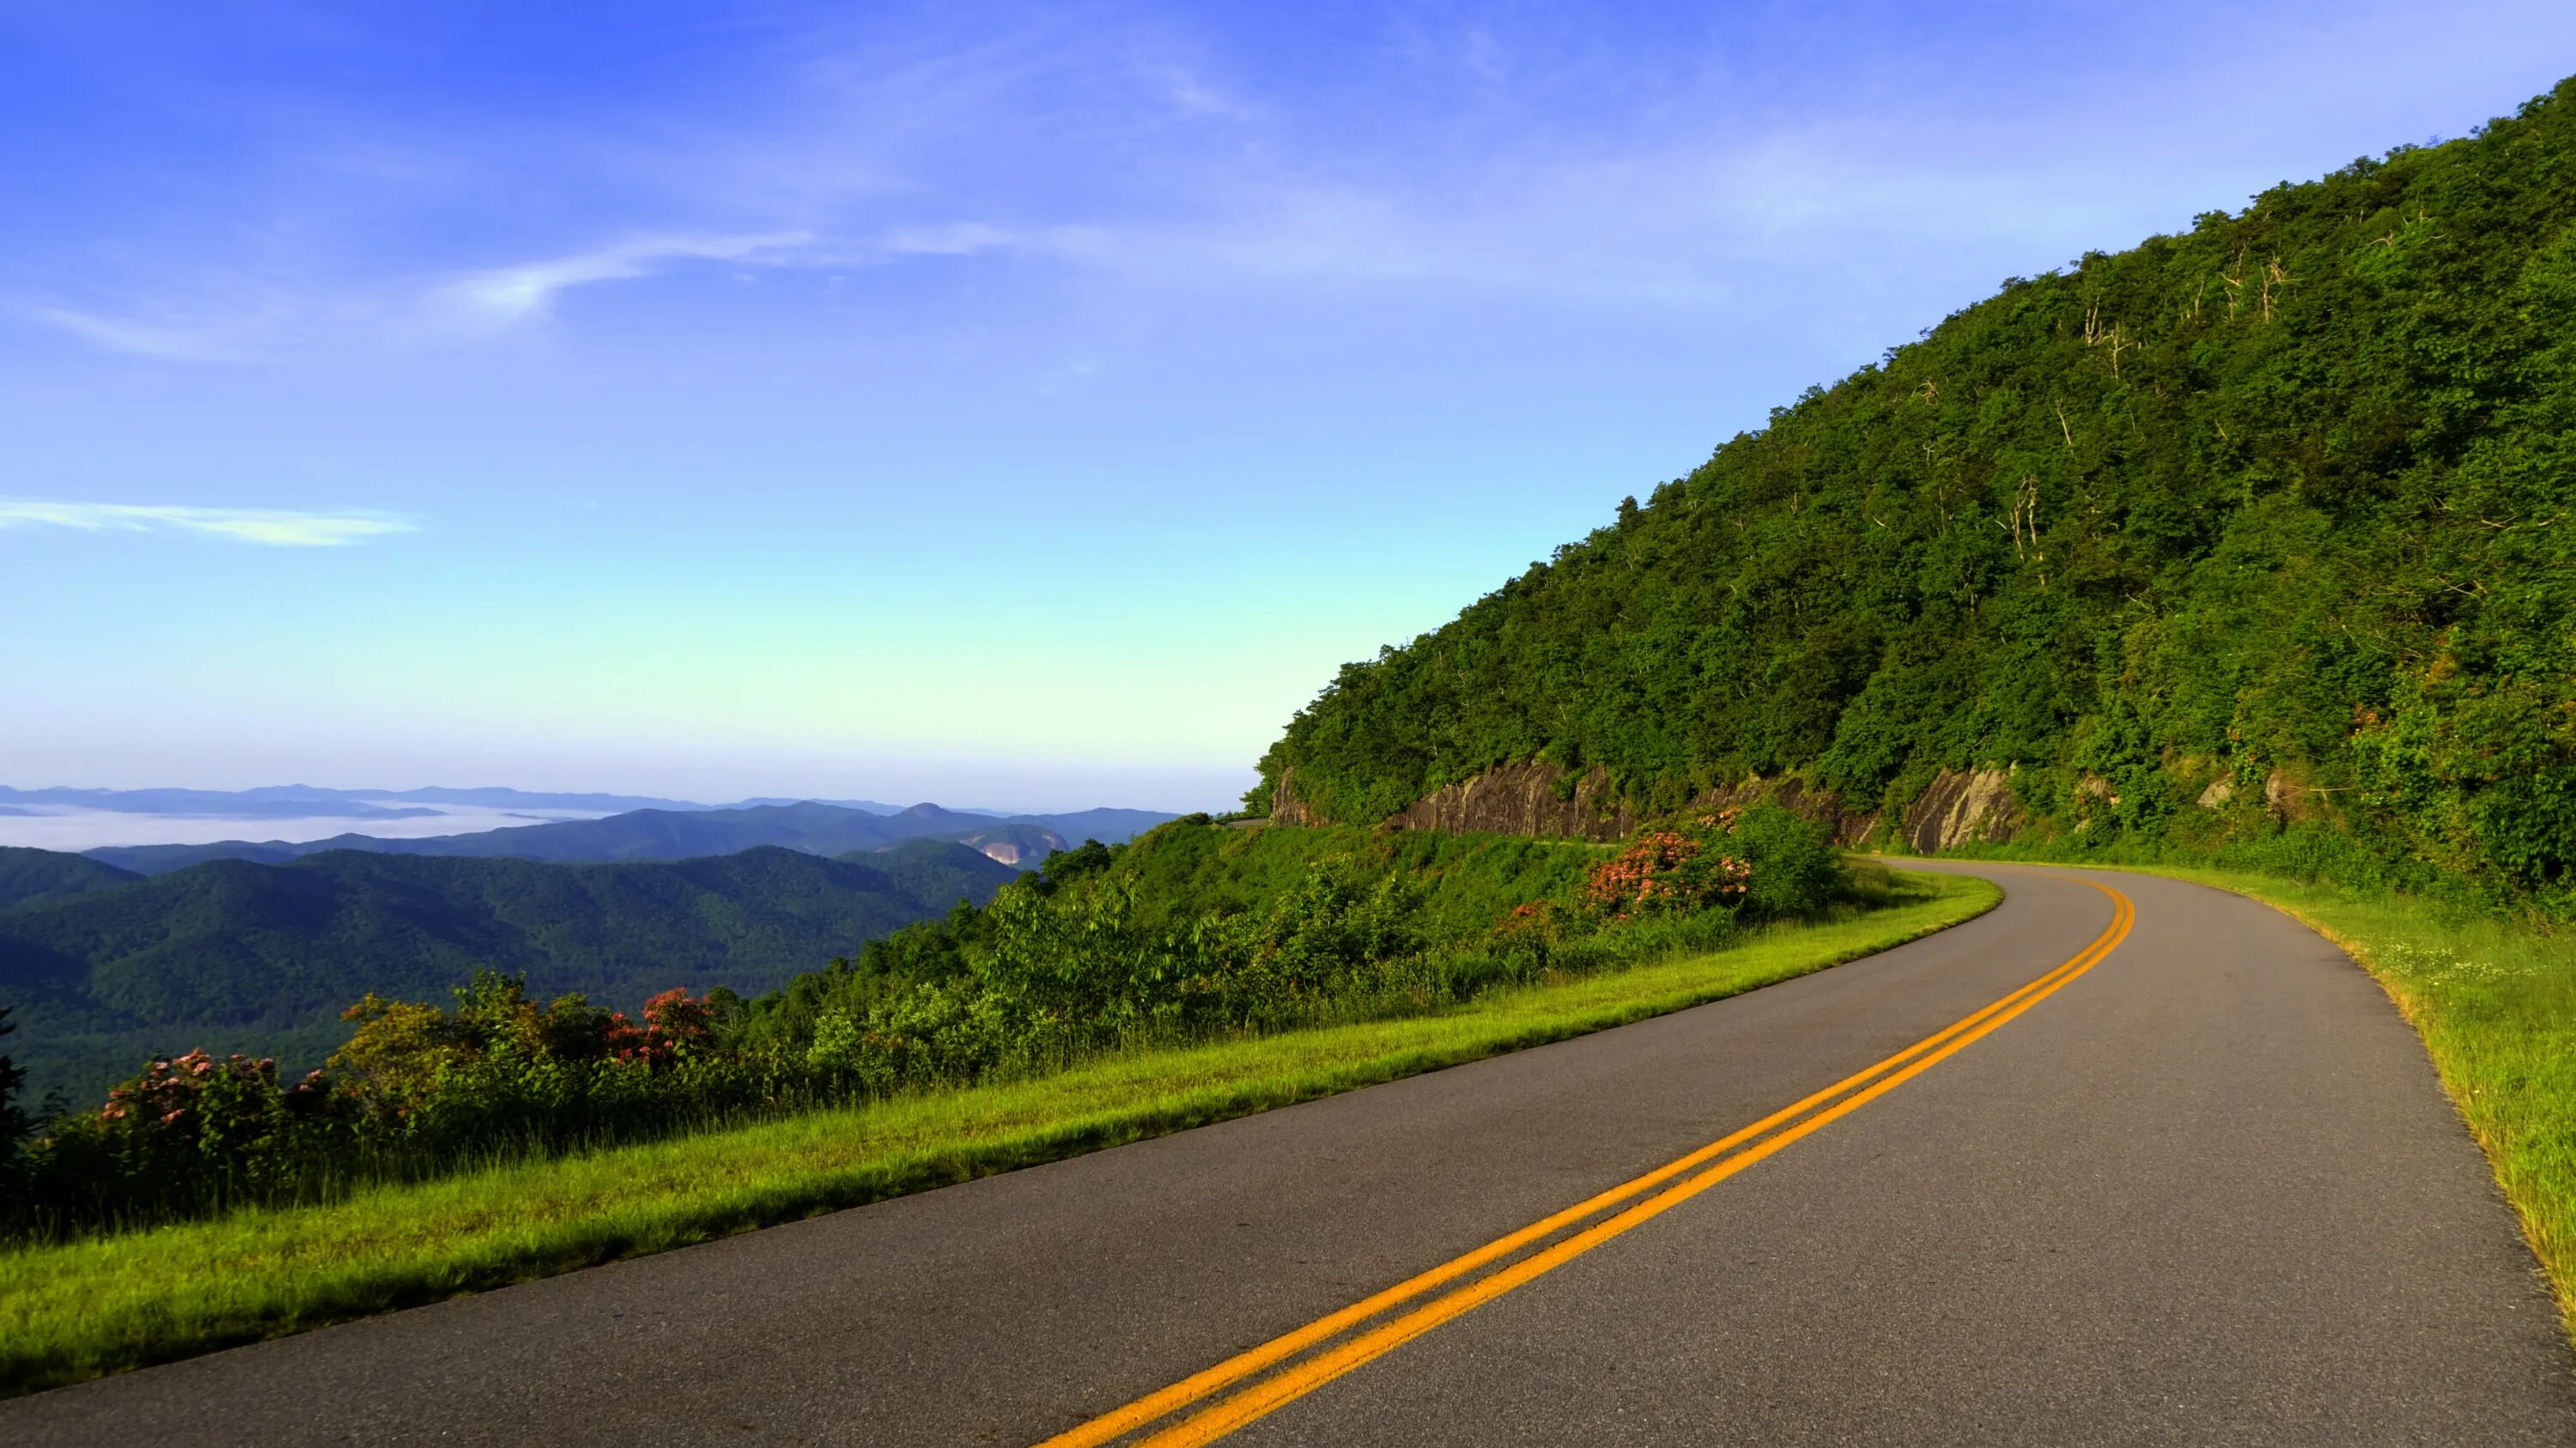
[
  {"left": 0, "top": 810, "right": 1842, "bottom": 1242},
  {"left": 0, "top": 852, "right": 1991, "bottom": 1394}
]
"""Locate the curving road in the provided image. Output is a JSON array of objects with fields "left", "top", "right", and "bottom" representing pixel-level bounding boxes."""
[{"left": 9, "top": 865, "right": 2573, "bottom": 1445}]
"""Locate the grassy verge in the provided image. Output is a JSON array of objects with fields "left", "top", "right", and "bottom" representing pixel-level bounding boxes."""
[
  {"left": 1923, "top": 851, "right": 2576, "bottom": 1341},
  {"left": 0, "top": 871, "right": 1996, "bottom": 1396}
]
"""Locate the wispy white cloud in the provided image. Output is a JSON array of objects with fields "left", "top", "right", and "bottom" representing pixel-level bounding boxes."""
[
  {"left": 18, "top": 232, "right": 823, "bottom": 359},
  {"left": 428, "top": 230, "right": 815, "bottom": 332},
  {"left": 15, "top": 2, "right": 2484, "bottom": 370},
  {"left": 0, "top": 500, "right": 416, "bottom": 546}
]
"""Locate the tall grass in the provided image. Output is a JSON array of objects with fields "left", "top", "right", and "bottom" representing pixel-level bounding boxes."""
[{"left": 0, "top": 871, "right": 1995, "bottom": 1396}]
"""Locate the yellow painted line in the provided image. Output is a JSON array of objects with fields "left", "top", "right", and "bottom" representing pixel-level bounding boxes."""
[{"left": 1041, "top": 875, "right": 2134, "bottom": 1448}]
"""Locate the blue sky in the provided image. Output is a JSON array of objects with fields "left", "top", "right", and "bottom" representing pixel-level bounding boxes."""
[{"left": 5, "top": 2, "right": 2573, "bottom": 811}]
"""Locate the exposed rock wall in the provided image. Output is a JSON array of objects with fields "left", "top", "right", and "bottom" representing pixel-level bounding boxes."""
[
  {"left": 1377, "top": 764, "right": 1877, "bottom": 846},
  {"left": 1898, "top": 769, "right": 2026, "bottom": 852},
  {"left": 1269, "top": 767, "right": 1326, "bottom": 828},
  {"left": 1386, "top": 763, "right": 1636, "bottom": 842},
  {"left": 1277, "top": 758, "right": 2021, "bottom": 855}
]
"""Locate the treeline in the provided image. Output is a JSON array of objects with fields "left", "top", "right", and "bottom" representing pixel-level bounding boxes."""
[
  {"left": 0, "top": 812, "right": 1846, "bottom": 1238},
  {"left": 1255, "top": 78, "right": 2576, "bottom": 910}
]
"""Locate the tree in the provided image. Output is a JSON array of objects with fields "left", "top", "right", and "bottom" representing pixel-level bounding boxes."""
[{"left": 0, "top": 1006, "right": 27, "bottom": 1176}]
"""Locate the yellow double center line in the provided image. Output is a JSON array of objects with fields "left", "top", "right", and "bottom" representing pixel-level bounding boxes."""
[{"left": 1042, "top": 875, "right": 2134, "bottom": 1448}]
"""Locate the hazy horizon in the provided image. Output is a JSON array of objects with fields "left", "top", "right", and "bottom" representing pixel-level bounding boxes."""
[
  {"left": 0, "top": 784, "right": 1196, "bottom": 853},
  {"left": 0, "top": 803, "right": 620, "bottom": 854}
]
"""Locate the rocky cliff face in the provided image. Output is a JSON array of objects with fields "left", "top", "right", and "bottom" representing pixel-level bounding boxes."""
[
  {"left": 1896, "top": 769, "right": 2026, "bottom": 852},
  {"left": 1384, "top": 763, "right": 1637, "bottom": 841},
  {"left": 1378, "top": 764, "right": 1885, "bottom": 847},
  {"left": 1275, "top": 758, "right": 2029, "bottom": 855},
  {"left": 1269, "top": 768, "right": 1327, "bottom": 828}
]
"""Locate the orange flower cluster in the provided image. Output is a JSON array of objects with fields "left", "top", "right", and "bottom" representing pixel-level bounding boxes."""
[
  {"left": 602, "top": 988, "right": 718, "bottom": 1069},
  {"left": 1585, "top": 830, "right": 1751, "bottom": 914}
]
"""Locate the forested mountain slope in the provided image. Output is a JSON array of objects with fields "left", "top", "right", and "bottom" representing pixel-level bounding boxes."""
[
  {"left": 0, "top": 849, "right": 140, "bottom": 913},
  {"left": 1256, "top": 78, "right": 2576, "bottom": 905},
  {"left": 0, "top": 839, "right": 1016, "bottom": 1101}
]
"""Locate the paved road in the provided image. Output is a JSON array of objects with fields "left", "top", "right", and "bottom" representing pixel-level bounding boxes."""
[{"left": 10, "top": 865, "right": 2573, "bottom": 1445}]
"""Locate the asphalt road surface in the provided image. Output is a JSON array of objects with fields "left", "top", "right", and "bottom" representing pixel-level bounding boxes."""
[{"left": 11, "top": 864, "right": 2573, "bottom": 1445}]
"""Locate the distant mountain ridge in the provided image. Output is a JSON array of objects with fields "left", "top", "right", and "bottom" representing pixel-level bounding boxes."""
[
  {"left": 4, "top": 784, "right": 1176, "bottom": 822},
  {"left": 81, "top": 800, "right": 1181, "bottom": 875}
]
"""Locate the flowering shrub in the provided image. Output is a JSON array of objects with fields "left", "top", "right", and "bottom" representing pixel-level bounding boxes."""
[
  {"left": 10, "top": 973, "right": 795, "bottom": 1235},
  {"left": 24, "top": 1049, "right": 345, "bottom": 1221},
  {"left": 1586, "top": 830, "right": 1752, "bottom": 916},
  {"left": 1491, "top": 899, "right": 1566, "bottom": 971},
  {"left": 603, "top": 989, "right": 719, "bottom": 1069}
]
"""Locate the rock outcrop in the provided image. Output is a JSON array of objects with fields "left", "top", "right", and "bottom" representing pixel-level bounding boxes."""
[
  {"left": 1898, "top": 769, "right": 2025, "bottom": 852},
  {"left": 1386, "top": 763, "right": 1636, "bottom": 841},
  {"left": 2264, "top": 770, "right": 2324, "bottom": 824},
  {"left": 1370, "top": 764, "right": 1879, "bottom": 846},
  {"left": 1278, "top": 758, "right": 2024, "bottom": 855},
  {"left": 1269, "top": 767, "right": 1327, "bottom": 828}
]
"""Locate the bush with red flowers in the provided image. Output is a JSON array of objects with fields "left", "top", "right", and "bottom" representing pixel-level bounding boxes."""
[
  {"left": 1584, "top": 829, "right": 1753, "bottom": 916},
  {"left": 25, "top": 1048, "right": 346, "bottom": 1224},
  {"left": 602, "top": 988, "right": 718, "bottom": 1069}
]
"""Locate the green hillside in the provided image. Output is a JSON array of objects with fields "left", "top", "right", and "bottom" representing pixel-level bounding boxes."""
[
  {"left": 1254, "top": 79, "right": 2576, "bottom": 907},
  {"left": 0, "top": 848, "right": 139, "bottom": 913},
  {"left": 0, "top": 838, "right": 1016, "bottom": 1101}
]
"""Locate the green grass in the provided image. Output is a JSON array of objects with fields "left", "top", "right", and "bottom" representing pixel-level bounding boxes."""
[
  {"left": 1923, "top": 852, "right": 2576, "bottom": 1342},
  {"left": 0, "top": 871, "right": 1996, "bottom": 1396}
]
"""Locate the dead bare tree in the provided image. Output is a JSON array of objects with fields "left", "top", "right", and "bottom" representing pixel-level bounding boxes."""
[
  {"left": 2262, "top": 256, "right": 2291, "bottom": 322},
  {"left": 2008, "top": 473, "right": 2043, "bottom": 560}
]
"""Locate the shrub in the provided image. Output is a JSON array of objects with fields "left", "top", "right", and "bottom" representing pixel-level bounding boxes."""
[
  {"left": 0, "top": 1006, "right": 28, "bottom": 1188},
  {"left": 24, "top": 1049, "right": 341, "bottom": 1224},
  {"left": 1725, "top": 805, "right": 1844, "bottom": 918}
]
